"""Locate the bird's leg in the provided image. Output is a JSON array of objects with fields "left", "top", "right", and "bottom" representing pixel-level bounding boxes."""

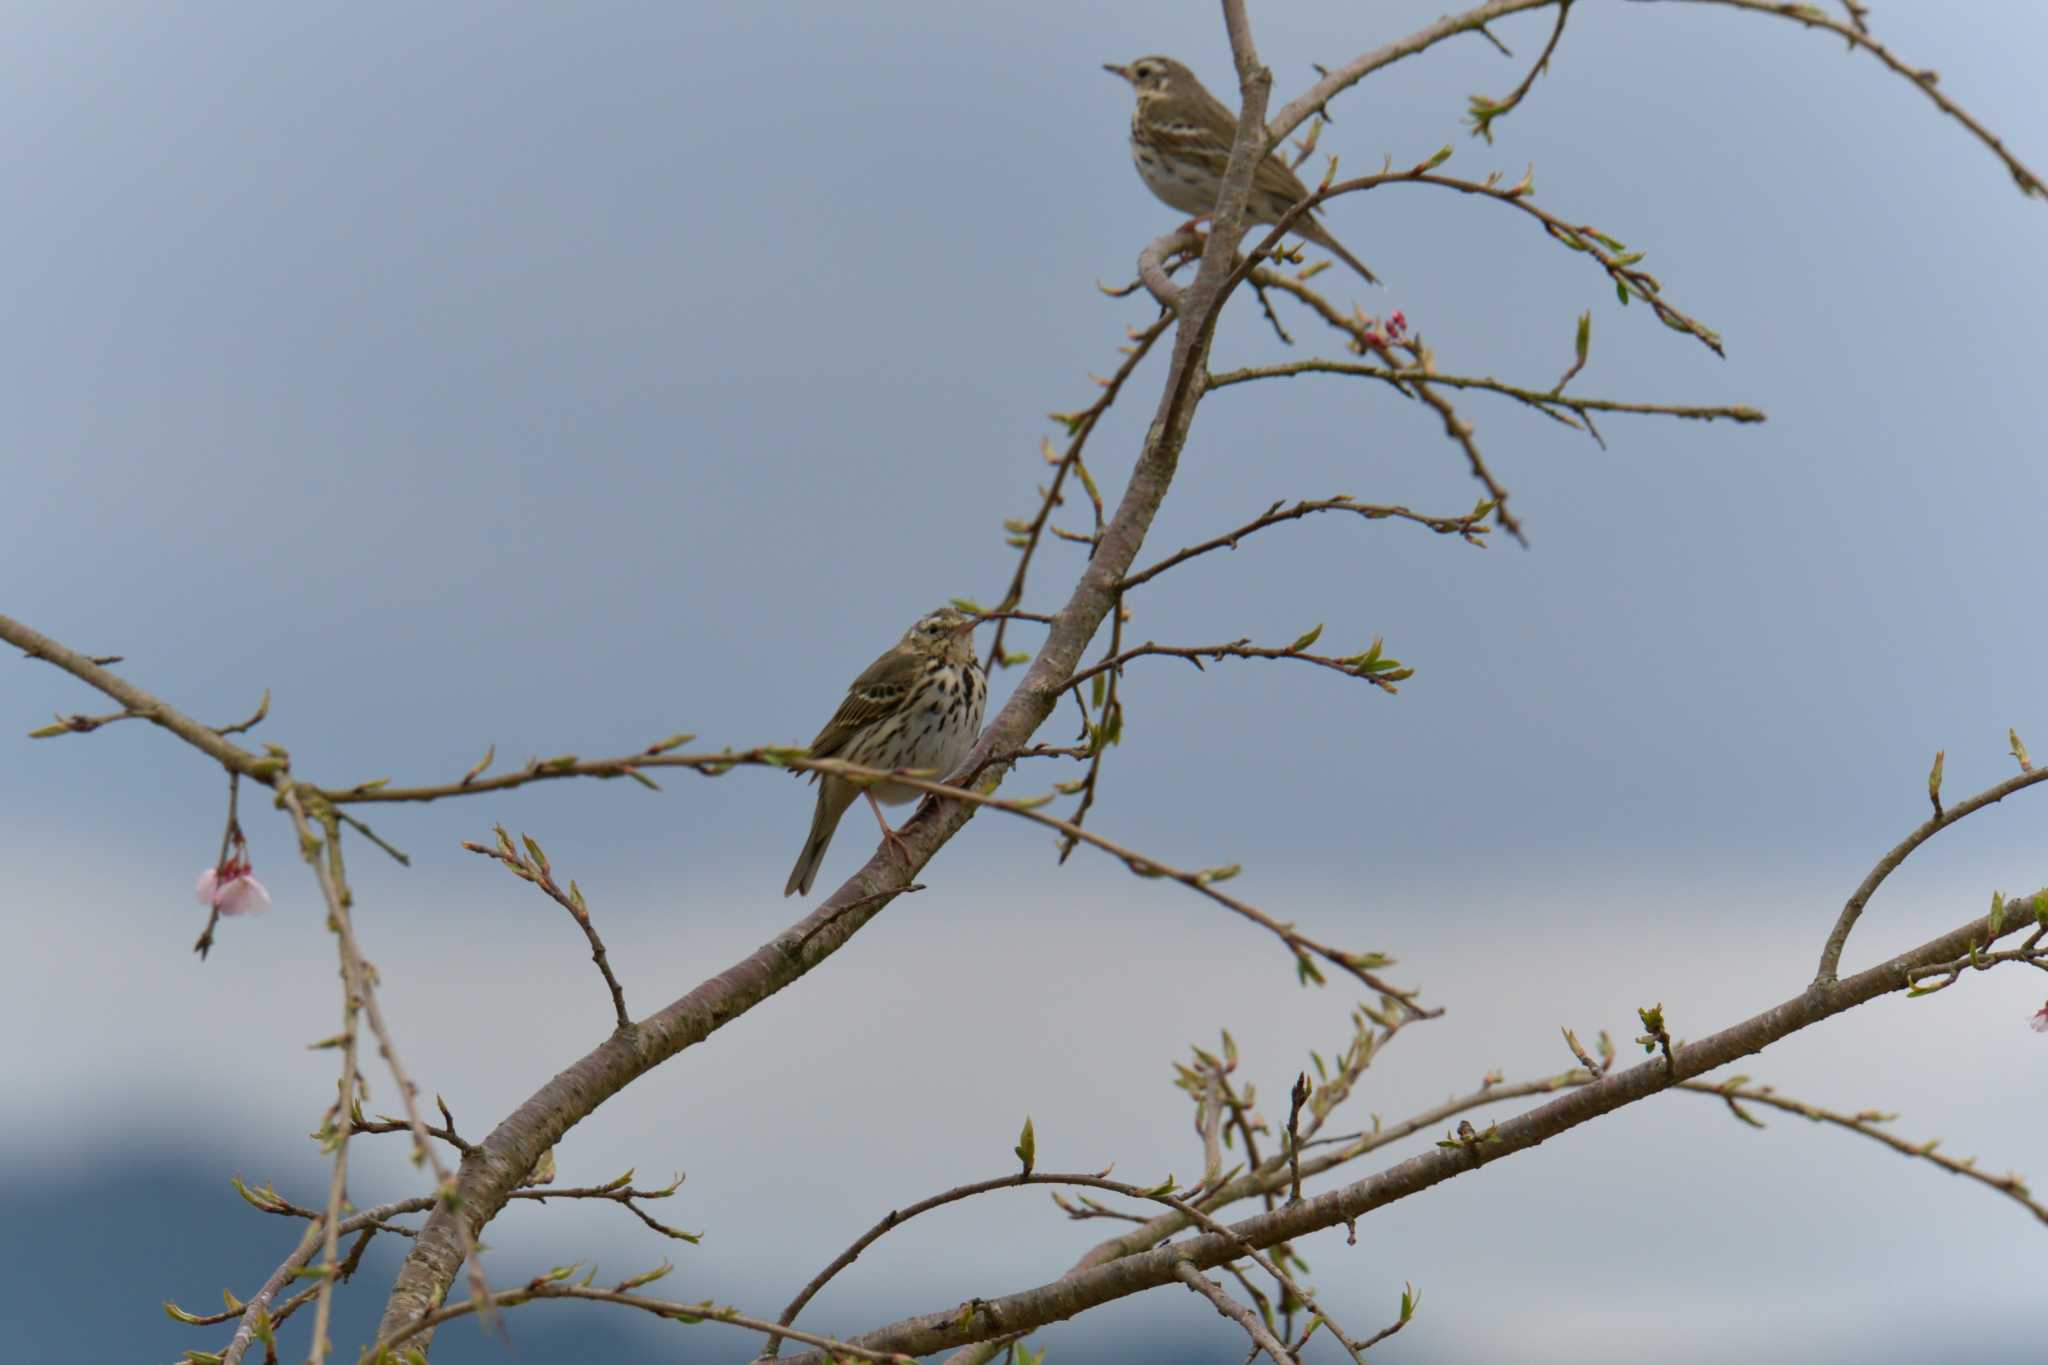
[{"left": 865, "top": 790, "right": 914, "bottom": 864}]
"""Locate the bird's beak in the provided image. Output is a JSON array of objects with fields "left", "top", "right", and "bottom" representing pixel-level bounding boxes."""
[{"left": 1102, "top": 63, "right": 1129, "bottom": 81}]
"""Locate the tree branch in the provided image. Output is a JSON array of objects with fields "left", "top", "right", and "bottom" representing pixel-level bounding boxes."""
[
  {"left": 776, "top": 894, "right": 2046, "bottom": 1363},
  {"left": 1122, "top": 495, "right": 1490, "bottom": 592},
  {"left": 1814, "top": 765, "right": 2048, "bottom": 981}
]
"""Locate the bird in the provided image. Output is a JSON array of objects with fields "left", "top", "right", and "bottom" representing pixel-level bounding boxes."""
[
  {"left": 1104, "top": 54, "right": 1379, "bottom": 285},
  {"left": 784, "top": 606, "right": 988, "bottom": 897}
]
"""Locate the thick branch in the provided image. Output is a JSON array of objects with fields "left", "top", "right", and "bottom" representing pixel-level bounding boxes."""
[
  {"left": 370, "top": 26, "right": 1293, "bottom": 1340},
  {"left": 779, "top": 897, "right": 2041, "bottom": 1363}
]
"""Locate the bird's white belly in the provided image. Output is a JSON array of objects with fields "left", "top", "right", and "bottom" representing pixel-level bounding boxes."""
[
  {"left": 1131, "top": 138, "right": 1218, "bottom": 215},
  {"left": 872, "top": 666, "right": 986, "bottom": 806}
]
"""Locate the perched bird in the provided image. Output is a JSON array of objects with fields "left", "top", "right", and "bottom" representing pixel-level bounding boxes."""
[
  {"left": 784, "top": 606, "right": 988, "bottom": 897},
  {"left": 1104, "top": 54, "right": 1379, "bottom": 285}
]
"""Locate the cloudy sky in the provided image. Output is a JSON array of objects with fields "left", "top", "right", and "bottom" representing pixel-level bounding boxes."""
[{"left": 4, "top": 3, "right": 2045, "bottom": 1362}]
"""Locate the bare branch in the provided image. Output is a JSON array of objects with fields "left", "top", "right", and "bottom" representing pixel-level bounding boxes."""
[
  {"left": 1683, "top": 1078, "right": 2048, "bottom": 1224},
  {"left": 775, "top": 895, "right": 2046, "bottom": 1364},
  {"left": 1175, "top": 1262, "right": 1294, "bottom": 1365},
  {"left": 463, "top": 828, "right": 632, "bottom": 1032},
  {"left": 1123, "top": 495, "right": 1490, "bottom": 592},
  {"left": 2, "top": 613, "right": 278, "bottom": 777},
  {"left": 986, "top": 310, "right": 1174, "bottom": 670},
  {"left": 1629, "top": 0, "right": 2043, "bottom": 197},
  {"left": 1061, "top": 635, "right": 1411, "bottom": 698},
  {"left": 1205, "top": 359, "right": 1763, "bottom": 431},
  {"left": 1467, "top": 0, "right": 1574, "bottom": 141},
  {"left": 1815, "top": 765, "right": 2048, "bottom": 982},
  {"left": 369, "top": 1274, "right": 920, "bottom": 1365}
]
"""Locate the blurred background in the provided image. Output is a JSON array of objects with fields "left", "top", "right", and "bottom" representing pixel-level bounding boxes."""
[{"left": 4, "top": 2, "right": 2045, "bottom": 1360}]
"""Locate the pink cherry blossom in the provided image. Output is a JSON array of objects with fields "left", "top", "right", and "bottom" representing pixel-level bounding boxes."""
[
  {"left": 2030, "top": 1002, "right": 2048, "bottom": 1033},
  {"left": 196, "top": 861, "right": 271, "bottom": 917}
]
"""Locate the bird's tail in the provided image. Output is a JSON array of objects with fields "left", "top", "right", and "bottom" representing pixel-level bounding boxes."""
[
  {"left": 785, "top": 779, "right": 854, "bottom": 897},
  {"left": 1301, "top": 217, "right": 1380, "bottom": 287}
]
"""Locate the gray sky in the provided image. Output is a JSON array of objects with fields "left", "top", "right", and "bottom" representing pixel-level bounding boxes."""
[{"left": 4, "top": 3, "right": 2046, "bottom": 1362}]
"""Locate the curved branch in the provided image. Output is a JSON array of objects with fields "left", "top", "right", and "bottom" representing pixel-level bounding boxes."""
[
  {"left": 1629, "top": 0, "right": 2043, "bottom": 197},
  {"left": 1683, "top": 1078, "right": 2048, "bottom": 1224},
  {"left": 1122, "top": 495, "right": 1490, "bottom": 592},
  {"left": 1467, "top": 0, "right": 1575, "bottom": 141},
  {"left": 1238, "top": 166, "right": 1726, "bottom": 357},
  {"left": 1814, "top": 765, "right": 2048, "bottom": 982},
  {"left": 1262, "top": 0, "right": 2039, "bottom": 203}
]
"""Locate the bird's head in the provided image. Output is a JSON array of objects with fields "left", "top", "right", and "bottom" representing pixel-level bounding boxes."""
[{"left": 1103, "top": 55, "right": 1188, "bottom": 99}]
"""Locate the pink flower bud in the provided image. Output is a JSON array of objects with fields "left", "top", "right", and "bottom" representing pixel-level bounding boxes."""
[{"left": 196, "top": 863, "right": 272, "bottom": 917}]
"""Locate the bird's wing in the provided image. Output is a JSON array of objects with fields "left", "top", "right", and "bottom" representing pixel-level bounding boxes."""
[
  {"left": 1252, "top": 142, "right": 1314, "bottom": 206},
  {"left": 806, "top": 647, "right": 918, "bottom": 761}
]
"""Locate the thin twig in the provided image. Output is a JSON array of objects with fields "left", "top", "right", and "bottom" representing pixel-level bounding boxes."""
[
  {"left": 1632, "top": 0, "right": 2042, "bottom": 196},
  {"left": 1205, "top": 358, "right": 1762, "bottom": 430},
  {"left": 1124, "top": 495, "right": 1490, "bottom": 591},
  {"left": 1175, "top": 1262, "right": 1294, "bottom": 1365},
  {"left": 463, "top": 829, "right": 632, "bottom": 1032},
  {"left": 367, "top": 1276, "right": 920, "bottom": 1365},
  {"left": 986, "top": 312, "right": 1174, "bottom": 671},
  {"left": 1060, "top": 635, "right": 1411, "bottom": 700},
  {"left": 1467, "top": 0, "right": 1574, "bottom": 141},
  {"left": 1814, "top": 766, "right": 2048, "bottom": 982}
]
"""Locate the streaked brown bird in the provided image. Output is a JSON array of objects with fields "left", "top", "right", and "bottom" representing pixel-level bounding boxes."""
[
  {"left": 784, "top": 606, "right": 988, "bottom": 897},
  {"left": 1104, "top": 54, "right": 1379, "bottom": 285}
]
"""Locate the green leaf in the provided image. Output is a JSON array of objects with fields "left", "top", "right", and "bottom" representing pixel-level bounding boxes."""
[
  {"left": 616, "top": 1262, "right": 674, "bottom": 1292},
  {"left": 1288, "top": 624, "right": 1324, "bottom": 653},
  {"left": 521, "top": 834, "right": 550, "bottom": 873},
  {"left": 1928, "top": 749, "right": 1946, "bottom": 807},
  {"left": 163, "top": 1300, "right": 206, "bottom": 1325},
  {"left": 1990, "top": 890, "right": 2007, "bottom": 938},
  {"left": 1574, "top": 310, "right": 1591, "bottom": 363},
  {"left": 1015, "top": 1117, "right": 1036, "bottom": 1175}
]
